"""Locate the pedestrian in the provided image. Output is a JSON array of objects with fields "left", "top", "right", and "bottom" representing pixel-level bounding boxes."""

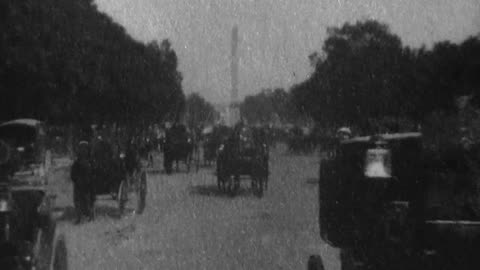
[{"left": 70, "top": 141, "right": 94, "bottom": 223}]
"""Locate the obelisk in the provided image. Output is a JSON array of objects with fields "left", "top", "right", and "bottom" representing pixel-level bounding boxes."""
[{"left": 228, "top": 25, "right": 240, "bottom": 126}]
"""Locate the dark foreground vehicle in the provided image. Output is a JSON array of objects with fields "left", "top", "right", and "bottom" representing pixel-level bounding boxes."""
[
  {"left": 0, "top": 119, "right": 67, "bottom": 270},
  {"left": 0, "top": 119, "right": 52, "bottom": 182},
  {"left": 309, "top": 132, "right": 480, "bottom": 270},
  {"left": 216, "top": 125, "right": 269, "bottom": 197}
]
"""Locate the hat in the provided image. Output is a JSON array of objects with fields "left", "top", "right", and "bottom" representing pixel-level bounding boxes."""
[{"left": 337, "top": 127, "right": 352, "bottom": 134}]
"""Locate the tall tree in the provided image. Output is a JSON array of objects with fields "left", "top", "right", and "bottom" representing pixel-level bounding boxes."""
[
  {"left": 184, "top": 93, "right": 217, "bottom": 128},
  {"left": 240, "top": 88, "right": 298, "bottom": 125},
  {"left": 291, "top": 19, "right": 480, "bottom": 133},
  {"left": 0, "top": 0, "right": 185, "bottom": 126}
]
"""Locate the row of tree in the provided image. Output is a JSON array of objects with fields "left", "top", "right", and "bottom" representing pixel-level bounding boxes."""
[
  {"left": 184, "top": 93, "right": 218, "bottom": 128},
  {"left": 5, "top": 0, "right": 477, "bottom": 137},
  {"left": 289, "top": 20, "right": 480, "bottom": 134},
  {"left": 0, "top": 0, "right": 185, "bottom": 126},
  {"left": 239, "top": 88, "right": 302, "bottom": 126}
]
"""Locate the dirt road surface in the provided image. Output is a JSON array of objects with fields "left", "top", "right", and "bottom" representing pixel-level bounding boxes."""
[{"left": 50, "top": 146, "right": 340, "bottom": 270}]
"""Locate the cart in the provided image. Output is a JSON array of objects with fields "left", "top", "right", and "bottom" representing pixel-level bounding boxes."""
[
  {"left": 89, "top": 139, "right": 147, "bottom": 215},
  {"left": 216, "top": 125, "right": 269, "bottom": 197},
  {"left": 163, "top": 124, "right": 196, "bottom": 174}
]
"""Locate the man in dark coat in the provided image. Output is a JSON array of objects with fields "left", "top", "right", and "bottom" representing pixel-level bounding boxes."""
[
  {"left": 125, "top": 137, "right": 141, "bottom": 177},
  {"left": 70, "top": 141, "right": 94, "bottom": 223},
  {"left": 163, "top": 123, "right": 194, "bottom": 173}
]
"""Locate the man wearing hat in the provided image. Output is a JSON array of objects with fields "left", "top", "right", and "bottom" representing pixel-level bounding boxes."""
[{"left": 70, "top": 140, "right": 94, "bottom": 223}]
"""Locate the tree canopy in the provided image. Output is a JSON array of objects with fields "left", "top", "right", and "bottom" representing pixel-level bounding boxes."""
[
  {"left": 240, "top": 88, "right": 299, "bottom": 125},
  {"left": 290, "top": 20, "right": 480, "bottom": 134},
  {"left": 0, "top": 0, "right": 185, "bottom": 126},
  {"left": 184, "top": 93, "right": 218, "bottom": 128}
]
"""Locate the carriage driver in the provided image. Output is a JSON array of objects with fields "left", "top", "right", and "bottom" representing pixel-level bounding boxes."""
[{"left": 336, "top": 127, "right": 352, "bottom": 141}]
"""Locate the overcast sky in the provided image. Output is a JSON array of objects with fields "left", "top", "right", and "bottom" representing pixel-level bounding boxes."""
[{"left": 94, "top": 0, "right": 480, "bottom": 104}]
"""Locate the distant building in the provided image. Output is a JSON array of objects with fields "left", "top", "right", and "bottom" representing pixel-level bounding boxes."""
[{"left": 215, "top": 102, "right": 239, "bottom": 126}]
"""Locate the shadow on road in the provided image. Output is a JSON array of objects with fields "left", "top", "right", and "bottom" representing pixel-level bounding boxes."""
[
  {"left": 55, "top": 205, "right": 123, "bottom": 223},
  {"left": 189, "top": 184, "right": 254, "bottom": 198}
]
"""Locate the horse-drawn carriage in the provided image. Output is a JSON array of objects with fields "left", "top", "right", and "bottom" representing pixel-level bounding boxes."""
[
  {"left": 0, "top": 119, "right": 66, "bottom": 269},
  {"left": 72, "top": 135, "right": 147, "bottom": 218},
  {"left": 309, "top": 131, "right": 480, "bottom": 270},
  {"left": 163, "top": 123, "right": 198, "bottom": 174},
  {"left": 216, "top": 124, "right": 269, "bottom": 197},
  {"left": 287, "top": 126, "right": 316, "bottom": 154},
  {"left": 202, "top": 125, "right": 231, "bottom": 166}
]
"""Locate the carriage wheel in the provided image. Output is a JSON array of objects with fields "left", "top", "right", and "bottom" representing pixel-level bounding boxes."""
[
  {"left": 233, "top": 175, "right": 240, "bottom": 192},
  {"left": 263, "top": 176, "right": 268, "bottom": 191},
  {"left": 185, "top": 156, "right": 191, "bottom": 172},
  {"left": 135, "top": 171, "right": 147, "bottom": 215},
  {"left": 117, "top": 180, "right": 128, "bottom": 214},
  {"left": 261, "top": 168, "right": 269, "bottom": 190},
  {"left": 164, "top": 155, "right": 173, "bottom": 174},
  {"left": 264, "top": 160, "right": 269, "bottom": 190},
  {"left": 166, "top": 164, "right": 172, "bottom": 174},
  {"left": 195, "top": 149, "right": 200, "bottom": 172},
  {"left": 33, "top": 228, "right": 48, "bottom": 269},
  {"left": 148, "top": 153, "right": 154, "bottom": 168},
  {"left": 257, "top": 177, "right": 264, "bottom": 197},
  {"left": 223, "top": 175, "right": 231, "bottom": 194},
  {"left": 226, "top": 176, "right": 233, "bottom": 195},
  {"left": 217, "top": 174, "right": 225, "bottom": 192},
  {"left": 216, "top": 164, "right": 222, "bottom": 191},
  {"left": 52, "top": 234, "right": 68, "bottom": 270},
  {"left": 44, "top": 150, "right": 52, "bottom": 184},
  {"left": 254, "top": 176, "right": 264, "bottom": 198},
  {"left": 32, "top": 214, "right": 57, "bottom": 270},
  {"left": 226, "top": 175, "right": 238, "bottom": 196}
]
